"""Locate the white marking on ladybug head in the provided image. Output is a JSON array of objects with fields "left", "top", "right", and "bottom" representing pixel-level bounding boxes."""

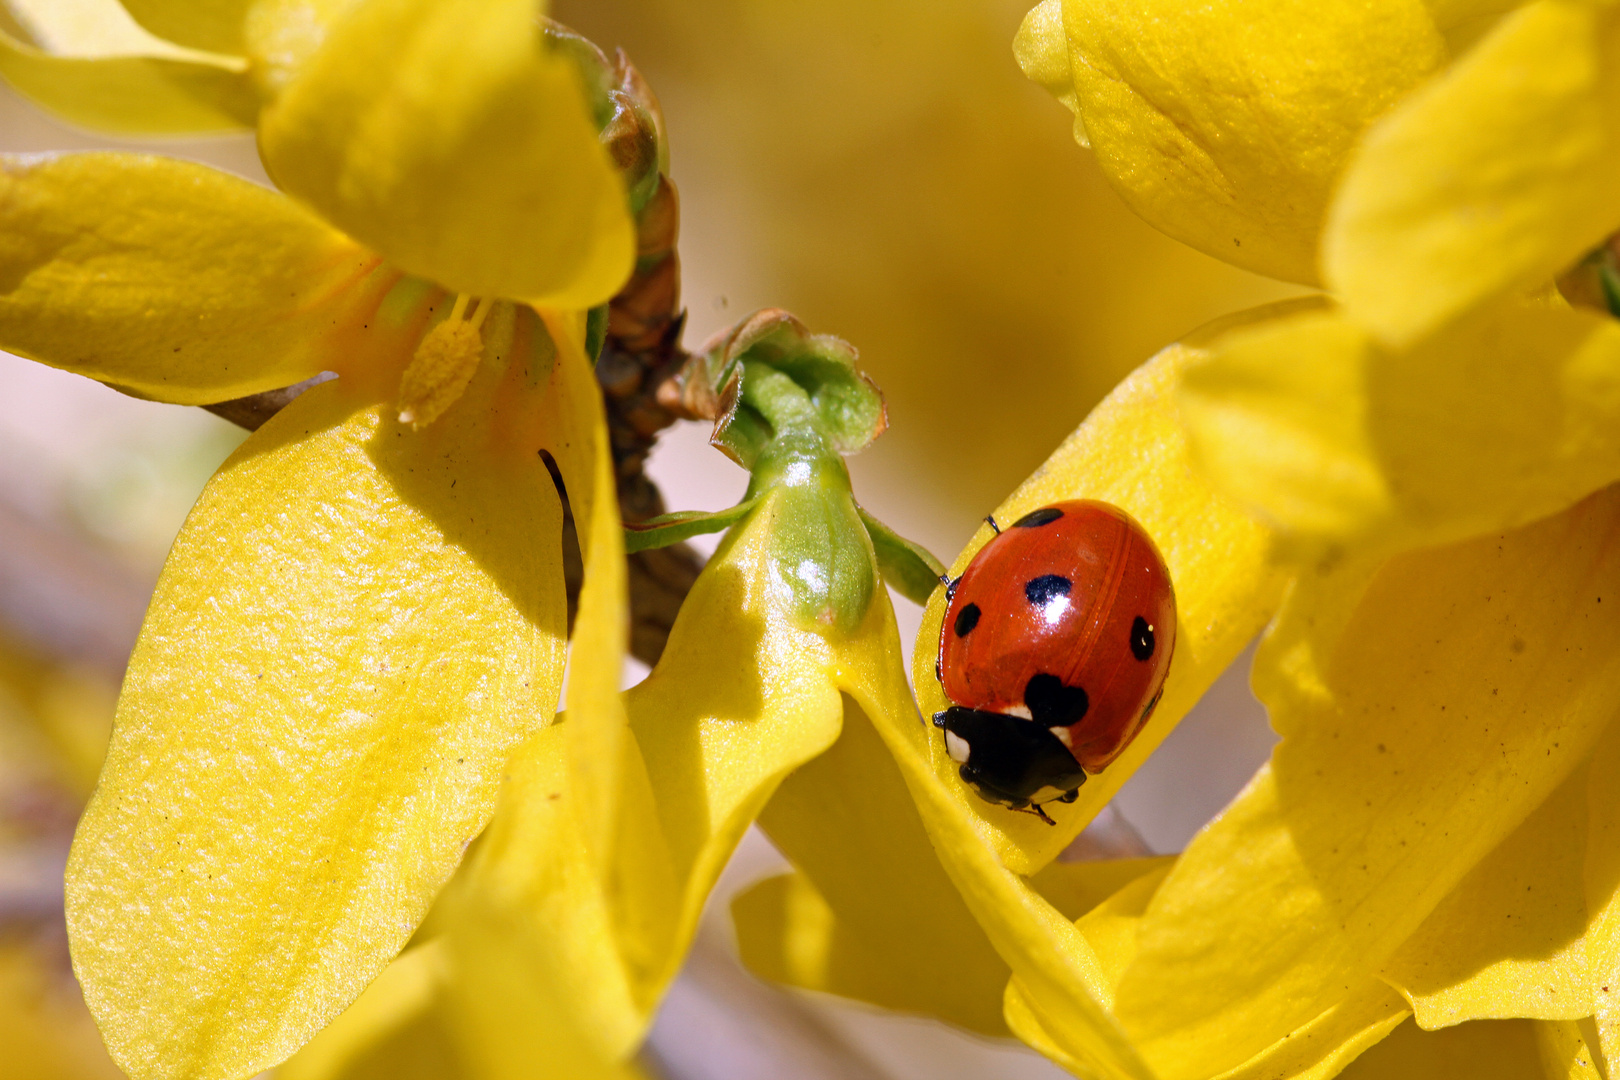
[
  {"left": 944, "top": 730, "right": 972, "bottom": 764},
  {"left": 1001, "top": 704, "right": 1033, "bottom": 720}
]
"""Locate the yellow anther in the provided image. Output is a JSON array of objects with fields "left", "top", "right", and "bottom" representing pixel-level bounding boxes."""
[{"left": 397, "top": 294, "right": 486, "bottom": 429}]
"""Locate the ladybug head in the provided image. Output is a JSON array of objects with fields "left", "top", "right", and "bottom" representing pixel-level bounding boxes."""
[{"left": 932, "top": 706, "right": 1086, "bottom": 812}]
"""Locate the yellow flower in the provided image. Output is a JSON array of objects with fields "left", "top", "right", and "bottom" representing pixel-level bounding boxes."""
[
  {"left": 1014, "top": 0, "right": 1620, "bottom": 1076},
  {"left": 0, "top": 3, "right": 640, "bottom": 1078}
]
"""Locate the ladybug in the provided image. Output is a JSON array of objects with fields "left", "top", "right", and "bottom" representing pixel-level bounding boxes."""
[{"left": 934, "top": 500, "right": 1176, "bottom": 824}]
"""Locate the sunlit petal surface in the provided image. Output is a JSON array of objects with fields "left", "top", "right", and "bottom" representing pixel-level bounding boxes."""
[
  {"left": 65, "top": 375, "right": 566, "bottom": 1080},
  {"left": 0, "top": 153, "right": 393, "bottom": 404}
]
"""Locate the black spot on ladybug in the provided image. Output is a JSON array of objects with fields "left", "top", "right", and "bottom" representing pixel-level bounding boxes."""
[
  {"left": 1012, "top": 507, "right": 1064, "bottom": 529},
  {"left": 953, "top": 602, "right": 981, "bottom": 638},
  {"left": 1024, "top": 673, "right": 1089, "bottom": 726},
  {"left": 1024, "top": 574, "right": 1071, "bottom": 608},
  {"left": 1131, "top": 616, "right": 1155, "bottom": 661}
]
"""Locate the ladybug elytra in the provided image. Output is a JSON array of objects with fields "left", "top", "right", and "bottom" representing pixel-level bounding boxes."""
[{"left": 934, "top": 500, "right": 1176, "bottom": 824}]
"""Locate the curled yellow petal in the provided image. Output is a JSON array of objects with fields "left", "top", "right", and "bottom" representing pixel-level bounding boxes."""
[
  {"left": 1112, "top": 487, "right": 1620, "bottom": 1079},
  {"left": 1179, "top": 300, "right": 1620, "bottom": 556},
  {"left": 66, "top": 377, "right": 566, "bottom": 1080},
  {"left": 839, "top": 601, "right": 1151, "bottom": 1080},
  {"left": 1326, "top": 0, "right": 1620, "bottom": 346},
  {"left": 258, "top": 0, "right": 634, "bottom": 307},
  {"left": 0, "top": 153, "right": 393, "bottom": 405},
  {"left": 451, "top": 483, "right": 850, "bottom": 1060},
  {"left": 116, "top": 0, "right": 252, "bottom": 56},
  {"left": 0, "top": 29, "right": 257, "bottom": 135},
  {"left": 1054, "top": 0, "right": 1446, "bottom": 283},
  {"left": 744, "top": 694, "right": 1013, "bottom": 1036},
  {"left": 912, "top": 305, "right": 1298, "bottom": 874}
]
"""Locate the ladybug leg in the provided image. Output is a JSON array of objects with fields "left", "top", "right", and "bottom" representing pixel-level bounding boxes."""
[
  {"left": 984, "top": 514, "right": 1001, "bottom": 535},
  {"left": 1029, "top": 803, "right": 1056, "bottom": 826}
]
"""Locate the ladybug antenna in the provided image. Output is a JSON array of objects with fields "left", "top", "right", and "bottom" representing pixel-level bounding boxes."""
[{"left": 985, "top": 515, "right": 1001, "bottom": 535}]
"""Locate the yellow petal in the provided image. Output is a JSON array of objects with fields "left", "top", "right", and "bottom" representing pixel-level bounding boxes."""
[
  {"left": 1381, "top": 758, "right": 1592, "bottom": 1026},
  {"left": 6, "top": 0, "right": 202, "bottom": 57},
  {"left": 838, "top": 603, "right": 1151, "bottom": 1079},
  {"left": 1113, "top": 486, "right": 1620, "bottom": 1079},
  {"left": 66, "top": 376, "right": 567, "bottom": 1080},
  {"left": 1325, "top": 0, "right": 1620, "bottom": 347},
  {"left": 1535, "top": 1019, "right": 1606, "bottom": 1080},
  {"left": 0, "top": 29, "right": 257, "bottom": 134},
  {"left": 0, "top": 152, "right": 400, "bottom": 404},
  {"left": 115, "top": 0, "right": 251, "bottom": 56},
  {"left": 1055, "top": 0, "right": 1446, "bottom": 283},
  {"left": 1337, "top": 1018, "right": 1544, "bottom": 1079},
  {"left": 912, "top": 305, "right": 1299, "bottom": 874},
  {"left": 1180, "top": 300, "right": 1620, "bottom": 556},
  {"left": 743, "top": 694, "right": 1015, "bottom": 1036},
  {"left": 452, "top": 484, "right": 851, "bottom": 1058},
  {"left": 1585, "top": 715, "right": 1620, "bottom": 1069},
  {"left": 258, "top": 0, "right": 634, "bottom": 308}
]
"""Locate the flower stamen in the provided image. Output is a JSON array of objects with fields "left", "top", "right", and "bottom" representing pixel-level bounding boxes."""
[{"left": 397, "top": 293, "right": 487, "bottom": 429}]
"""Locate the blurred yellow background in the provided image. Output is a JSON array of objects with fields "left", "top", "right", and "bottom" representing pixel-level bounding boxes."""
[{"left": 553, "top": 0, "right": 1299, "bottom": 556}]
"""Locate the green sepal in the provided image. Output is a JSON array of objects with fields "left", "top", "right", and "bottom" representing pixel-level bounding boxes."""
[
  {"left": 858, "top": 506, "right": 946, "bottom": 606},
  {"left": 623, "top": 498, "right": 760, "bottom": 553},
  {"left": 670, "top": 310, "right": 888, "bottom": 470}
]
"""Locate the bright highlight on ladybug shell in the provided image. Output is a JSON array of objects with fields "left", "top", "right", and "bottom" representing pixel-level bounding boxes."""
[{"left": 934, "top": 500, "right": 1176, "bottom": 824}]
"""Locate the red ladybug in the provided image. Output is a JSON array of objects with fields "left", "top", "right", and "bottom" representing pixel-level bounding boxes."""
[{"left": 934, "top": 500, "right": 1176, "bottom": 824}]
